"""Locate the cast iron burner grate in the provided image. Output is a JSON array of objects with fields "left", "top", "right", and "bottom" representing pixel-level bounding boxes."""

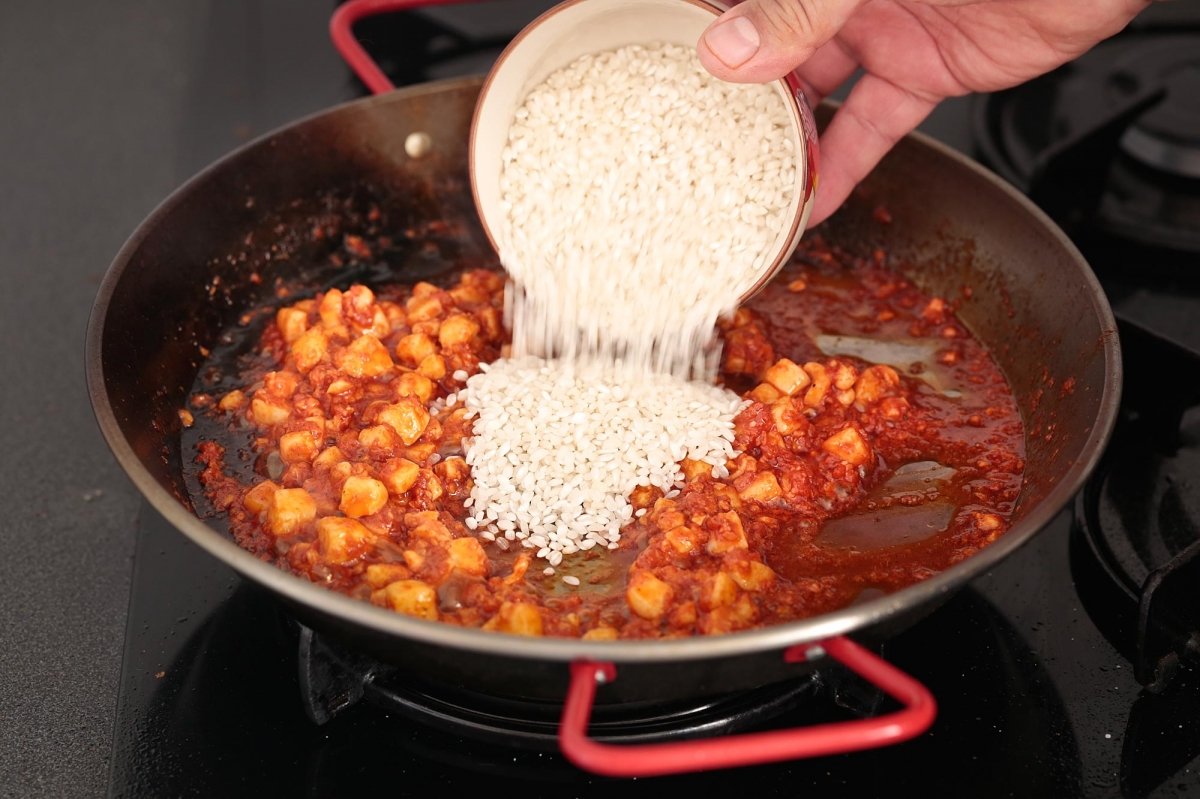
[
  {"left": 1071, "top": 317, "right": 1200, "bottom": 690},
  {"left": 972, "top": 23, "right": 1200, "bottom": 255},
  {"left": 295, "top": 623, "right": 849, "bottom": 750}
]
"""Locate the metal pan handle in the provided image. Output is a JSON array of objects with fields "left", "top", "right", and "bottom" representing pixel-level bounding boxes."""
[
  {"left": 331, "top": 0, "right": 480, "bottom": 95},
  {"left": 559, "top": 635, "right": 936, "bottom": 777}
]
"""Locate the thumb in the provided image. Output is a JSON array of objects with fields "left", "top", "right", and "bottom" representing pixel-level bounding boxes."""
[{"left": 698, "top": 0, "right": 864, "bottom": 83}]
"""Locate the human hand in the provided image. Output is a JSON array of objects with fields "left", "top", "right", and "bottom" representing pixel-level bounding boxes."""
[{"left": 697, "top": 0, "right": 1150, "bottom": 224}]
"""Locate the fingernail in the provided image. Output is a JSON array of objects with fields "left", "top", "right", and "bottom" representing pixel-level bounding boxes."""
[{"left": 704, "top": 16, "right": 760, "bottom": 68}]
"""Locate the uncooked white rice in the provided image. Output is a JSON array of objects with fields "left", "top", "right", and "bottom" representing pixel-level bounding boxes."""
[
  {"left": 460, "top": 41, "right": 795, "bottom": 569},
  {"left": 461, "top": 357, "right": 745, "bottom": 558},
  {"left": 499, "top": 41, "right": 796, "bottom": 377}
]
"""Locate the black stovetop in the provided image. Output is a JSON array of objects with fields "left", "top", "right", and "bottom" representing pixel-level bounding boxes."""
[{"left": 104, "top": 3, "right": 1200, "bottom": 797}]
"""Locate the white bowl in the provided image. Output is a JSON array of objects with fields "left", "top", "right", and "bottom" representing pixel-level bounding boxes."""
[{"left": 468, "top": 0, "right": 819, "bottom": 303}]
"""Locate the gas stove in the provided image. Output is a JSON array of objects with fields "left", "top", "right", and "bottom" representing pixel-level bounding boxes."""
[{"left": 106, "top": 3, "right": 1200, "bottom": 796}]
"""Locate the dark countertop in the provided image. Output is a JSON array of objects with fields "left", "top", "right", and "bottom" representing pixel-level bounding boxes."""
[
  {"left": 0, "top": 3, "right": 348, "bottom": 796},
  {"left": 0, "top": 2, "right": 978, "bottom": 796}
]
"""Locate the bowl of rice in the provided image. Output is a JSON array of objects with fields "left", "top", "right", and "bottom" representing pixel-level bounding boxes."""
[{"left": 469, "top": 0, "right": 818, "bottom": 323}]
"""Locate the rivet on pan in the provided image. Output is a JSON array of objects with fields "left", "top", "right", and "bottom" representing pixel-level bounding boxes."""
[
  {"left": 405, "top": 131, "right": 433, "bottom": 159},
  {"left": 805, "top": 645, "right": 826, "bottom": 661}
]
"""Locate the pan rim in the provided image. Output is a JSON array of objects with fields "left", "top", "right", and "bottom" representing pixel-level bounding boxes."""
[{"left": 86, "top": 76, "right": 1122, "bottom": 665}]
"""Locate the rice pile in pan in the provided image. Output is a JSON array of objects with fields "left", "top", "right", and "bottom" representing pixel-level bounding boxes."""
[{"left": 460, "top": 42, "right": 797, "bottom": 573}]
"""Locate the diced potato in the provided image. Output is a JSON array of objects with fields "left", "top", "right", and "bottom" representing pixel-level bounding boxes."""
[
  {"left": 679, "top": 459, "right": 710, "bottom": 482},
  {"left": 376, "top": 398, "right": 430, "bottom": 445},
  {"left": 313, "top": 446, "right": 344, "bottom": 470},
  {"left": 279, "top": 430, "right": 319, "bottom": 464},
  {"left": 422, "top": 474, "right": 445, "bottom": 503},
  {"left": 381, "top": 579, "right": 438, "bottom": 620},
  {"left": 318, "top": 289, "right": 344, "bottom": 330},
  {"left": 821, "top": 426, "right": 872, "bottom": 466},
  {"left": 335, "top": 334, "right": 393, "bottom": 379},
  {"left": 671, "top": 601, "right": 699, "bottom": 629},
  {"left": 405, "top": 294, "right": 443, "bottom": 323},
  {"left": 478, "top": 307, "right": 502, "bottom": 341},
  {"left": 629, "top": 485, "right": 659, "bottom": 510},
  {"left": 438, "top": 314, "right": 480, "bottom": 348},
  {"left": 833, "top": 363, "right": 858, "bottom": 391},
  {"left": 626, "top": 571, "right": 673, "bottom": 621},
  {"left": 327, "top": 379, "right": 354, "bottom": 395},
  {"left": 447, "top": 536, "right": 488, "bottom": 577},
  {"left": 276, "top": 307, "right": 308, "bottom": 343},
  {"left": 723, "top": 351, "right": 748, "bottom": 375},
  {"left": 409, "top": 511, "right": 451, "bottom": 544},
  {"left": 410, "top": 281, "right": 439, "bottom": 299},
  {"left": 748, "top": 383, "right": 782, "bottom": 404},
  {"left": 706, "top": 511, "right": 749, "bottom": 554},
  {"left": 402, "top": 549, "right": 425, "bottom": 571},
  {"left": 365, "top": 563, "right": 411, "bottom": 589},
  {"left": 291, "top": 327, "right": 328, "bottom": 373},
  {"left": 266, "top": 488, "right": 317, "bottom": 537},
  {"left": 485, "top": 601, "right": 543, "bottom": 636},
  {"left": 763, "top": 358, "right": 811, "bottom": 396},
  {"left": 411, "top": 320, "right": 441, "bottom": 338},
  {"left": 249, "top": 396, "right": 290, "bottom": 426},
  {"left": 802, "top": 362, "right": 831, "bottom": 407},
  {"left": 702, "top": 572, "right": 738, "bottom": 610},
  {"left": 434, "top": 456, "right": 469, "bottom": 485},
  {"left": 317, "top": 517, "right": 374, "bottom": 565},
  {"left": 339, "top": 475, "right": 388, "bottom": 518},
  {"left": 709, "top": 482, "right": 743, "bottom": 509},
  {"left": 358, "top": 424, "right": 400, "bottom": 451},
  {"left": 243, "top": 480, "right": 278, "bottom": 515},
  {"left": 395, "top": 332, "right": 436, "bottom": 366},
  {"left": 416, "top": 353, "right": 446, "bottom": 380},
  {"left": 654, "top": 508, "right": 686, "bottom": 532},
  {"left": 665, "top": 525, "right": 703, "bottom": 556},
  {"left": 380, "top": 458, "right": 420, "bottom": 495},
  {"left": 732, "top": 594, "right": 758, "bottom": 624},
  {"left": 770, "top": 398, "right": 805, "bottom": 435},
  {"left": 854, "top": 365, "right": 901, "bottom": 406},
  {"left": 582, "top": 627, "right": 619, "bottom": 641},
  {"left": 737, "top": 472, "right": 783, "bottom": 503},
  {"left": 364, "top": 307, "right": 390, "bottom": 339},
  {"left": 218, "top": 390, "right": 246, "bottom": 412},
  {"left": 403, "top": 442, "right": 436, "bottom": 464},
  {"left": 975, "top": 512, "right": 1002, "bottom": 531},
  {"left": 382, "top": 303, "right": 407, "bottom": 331},
  {"left": 729, "top": 560, "right": 776, "bottom": 592},
  {"left": 395, "top": 372, "right": 435, "bottom": 404},
  {"left": 879, "top": 397, "right": 909, "bottom": 420},
  {"left": 344, "top": 283, "right": 376, "bottom": 313},
  {"left": 724, "top": 308, "right": 754, "bottom": 329},
  {"left": 343, "top": 286, "right": 388, "bottom": 335},
  {"left": 264, "top": 370, "right": 300, "bottom": 399},
  {"left": 448, "top": 284, "right": 486, "bottom": 306}
]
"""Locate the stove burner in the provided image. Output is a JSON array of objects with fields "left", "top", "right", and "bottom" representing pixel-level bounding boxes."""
[
  {"left": 297, "top": 624, "right": 827, "bottom": 749},
  {"left": 1072, "top": 318, "right": 1200, "bottom": 688},
  {"left": 972, "top": 26, "right": 1200, "bottom": 255},
  {"left": 1111, "top": 42, "right": 1200, "bottom": 179}
]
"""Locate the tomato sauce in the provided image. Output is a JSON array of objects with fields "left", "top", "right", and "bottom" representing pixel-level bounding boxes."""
[{"left": 187, "top": 233, "right": 1024, "bottom": 640}]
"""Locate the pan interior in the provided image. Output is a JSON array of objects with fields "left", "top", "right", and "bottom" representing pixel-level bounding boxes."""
[{"left": 89, "top": 78, "right": 1118, "bottom": 664}]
